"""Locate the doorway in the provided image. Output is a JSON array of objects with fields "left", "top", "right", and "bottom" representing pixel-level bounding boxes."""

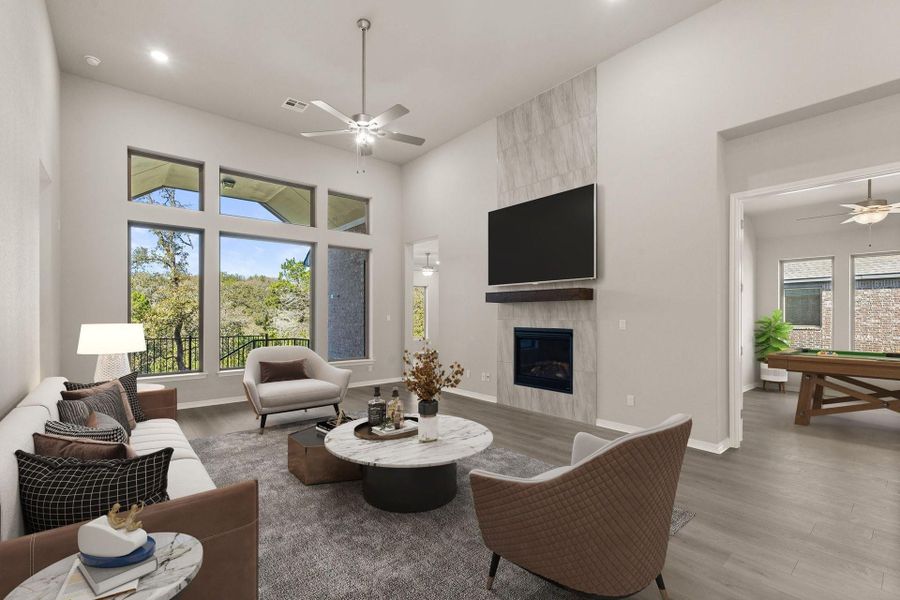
[{"left": 405, "top": 238, "right": 439, "bottom": 353}]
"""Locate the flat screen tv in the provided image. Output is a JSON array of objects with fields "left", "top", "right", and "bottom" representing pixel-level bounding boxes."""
[{"left": 488, "top": 184, "right": 596, "bottom": 286}]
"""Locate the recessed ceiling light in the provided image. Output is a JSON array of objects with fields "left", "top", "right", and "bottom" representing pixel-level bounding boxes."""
[
  {"left": 84, "top": 55, "right": 101, "bottom": 67},
  {"left": 149, "top": 49, "right": 169, "bottom": 64}
]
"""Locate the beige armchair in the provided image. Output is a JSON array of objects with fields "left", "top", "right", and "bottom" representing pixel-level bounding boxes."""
[
  {"left": 470, "top": 414, "right": 692, "bottom": 599},
  {"left": 242, "top": 346, "right": 351, "bottom": 430}
]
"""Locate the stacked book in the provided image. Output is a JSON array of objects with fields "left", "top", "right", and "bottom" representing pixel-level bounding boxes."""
[{"left": 55, "top": 556, "right": 156, "bottom": 600}]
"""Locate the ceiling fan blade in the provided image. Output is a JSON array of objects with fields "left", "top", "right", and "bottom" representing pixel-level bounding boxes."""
[
  {"left": 369, "top": 104, "right": 409, "bottom": 129},
  {"left": 795, "top": 213, "right": 852, "bottom": 221},
  {"left": 300, "top": 129, "right": 353, "bottom": 137},
  {"left": 310, "top": 100, "right": 356, "bottom": 126},
  {"left": 840, "top": 203, "right": 864, "bottom": 210},
  {"left": 841, "top": 216, "right": 858, "bottom": 224},
  {"left": 381, "top": 130, "right": 425, "bottom": 146}
]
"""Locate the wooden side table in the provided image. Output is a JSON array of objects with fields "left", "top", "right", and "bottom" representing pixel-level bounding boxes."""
[{"left": 288, "top": 427, "right": 362, "bottom": 485}]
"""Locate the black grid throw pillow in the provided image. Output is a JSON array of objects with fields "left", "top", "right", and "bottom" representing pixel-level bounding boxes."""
[
  {"left": 58, "top": 386, "right": 131, "bottom": 434},
  {"left": 45, "top": 418, "right": 129, "bottom": 444},
  {"left": 65, "top": 371, "right": 146, "bottom": 422},
  {"left": 15, "top": 448, "right": 172, "bottom": 534}
]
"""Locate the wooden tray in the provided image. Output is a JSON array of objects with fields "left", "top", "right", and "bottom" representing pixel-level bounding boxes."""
[{"left": 354, "top": 417, "right": 419, "bottom": 441}]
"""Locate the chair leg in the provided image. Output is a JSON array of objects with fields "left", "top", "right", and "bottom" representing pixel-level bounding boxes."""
[
  {"left": 259, "top": 414, "right": 267, "bottom": 432},
  {"left": 655, "top": 574, "right": 669, "bottom": 600},
  {"left": 486, "top": 553, "right": 501, "bottom": 590},
  {"left": 333, "top": 403, "right": 340, "bottom": 415}
]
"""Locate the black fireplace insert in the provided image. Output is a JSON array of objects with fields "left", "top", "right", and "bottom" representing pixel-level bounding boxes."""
[{"left": 513, "top": 327, "right": 573, "bottom": 394}]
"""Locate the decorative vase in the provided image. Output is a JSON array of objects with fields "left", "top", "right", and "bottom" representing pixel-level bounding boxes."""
[{"left": 418, "top": 399, "right": 439, "bottom": 442}]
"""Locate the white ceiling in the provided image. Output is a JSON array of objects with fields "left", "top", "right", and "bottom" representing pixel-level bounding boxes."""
[
  {"left": 46, "top": 0, "right": 720, "bottom": 164},
  {"left": 746, "top": 172, "right": 900, "bottom": 237}
]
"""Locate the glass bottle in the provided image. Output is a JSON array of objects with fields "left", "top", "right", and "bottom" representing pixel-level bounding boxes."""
[
  {"left": 367, "top": 386, "right": 385, "bottom": 428},
  {"left": 387, "top": 387, "right": 403, "bottom": 430}
]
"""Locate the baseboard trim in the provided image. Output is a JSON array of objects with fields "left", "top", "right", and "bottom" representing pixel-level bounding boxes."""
[
  {"left": 742, "top": 382, "right": 760, "bottom": 393},
  {"left": 178, "top": 395, "right": 245, "bottom": 410},
  {"left": 594, "top": 418, "right": 730, "bottom": 455},
  {"left": 349, "top": 377, "right": 402, "bottom": 389},
  {"left": 448, "top": 388, "right": 497, "bottom": 403}
]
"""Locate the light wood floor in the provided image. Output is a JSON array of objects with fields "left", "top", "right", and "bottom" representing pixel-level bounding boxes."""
[{"left": 177, "top": 387, "right": 900, "bottom": 599}]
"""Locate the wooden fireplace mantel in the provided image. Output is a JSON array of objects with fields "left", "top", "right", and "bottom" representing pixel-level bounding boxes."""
[{"left": 485, "top": 288, "right": 594, "bottom": 303}]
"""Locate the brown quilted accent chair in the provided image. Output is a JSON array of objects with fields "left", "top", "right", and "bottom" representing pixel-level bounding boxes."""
[{"left": 470, "top": 414, "right": 691, "bottom": 599}]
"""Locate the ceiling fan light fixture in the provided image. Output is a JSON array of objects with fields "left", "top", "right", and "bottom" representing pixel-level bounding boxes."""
[
  {"left": 355, "top": 130, "right": 373, "bottom": 146},
  {"left": 422, "top": 266, "right": 435, "bottom": 277},
  {"left": 852, "top": 211, "right": 889, "bottom": 225}
]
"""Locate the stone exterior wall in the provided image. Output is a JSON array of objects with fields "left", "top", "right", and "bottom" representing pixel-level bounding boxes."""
[
  {"left": 789, "top": 290, "right": 832, "bottom": 349},
  {"left": 327, "top": 248, "right": 367, "bottom": 360},
  {"left": 854, "top": 287, "right": 900, "bottom": 352}
]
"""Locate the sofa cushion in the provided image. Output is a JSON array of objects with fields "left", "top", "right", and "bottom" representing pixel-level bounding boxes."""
[
  {"left": 129, "top": 419, "right": 199, "bottom": 462},
  {"left": 62, "top": 380, "right": 135, "bottom": 429},
  {"left": 15, "top": 448, "right": 172, "bottom": 534},
  {"left": 59, "top": 386, "right": 132, "bottom": 434},
  {"left": 167, "top": 458, "right": 216, "bottom": 499},
  {"left": 15, "top": 377, "right": 68, "bottom": 420},
  {"left": 0, "top": 407, "right": 49, "bottom": 541},
  {"left": 56, "top": 400, "right": 92, "bottom": 425},
  {"left": 257, "top": 378, "right": 341, "bottom": 409}
]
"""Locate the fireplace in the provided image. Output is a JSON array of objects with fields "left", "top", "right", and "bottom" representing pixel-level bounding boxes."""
[{"left": 514, "top": 328, "right": 573, "bottom": 394}]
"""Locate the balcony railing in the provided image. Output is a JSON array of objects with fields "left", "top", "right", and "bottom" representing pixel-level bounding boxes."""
[{"left": 130, "top": 335, "right": 310, "bottom": 375}]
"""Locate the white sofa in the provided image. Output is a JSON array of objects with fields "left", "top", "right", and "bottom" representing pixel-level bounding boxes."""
[{"left": 0, "top": 377, "right": 214, "bottom": 542}]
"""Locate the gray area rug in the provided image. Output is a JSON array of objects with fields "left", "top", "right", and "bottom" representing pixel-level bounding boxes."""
[{"left": 191, "top": 423, "right": 694, "bottom": 600}]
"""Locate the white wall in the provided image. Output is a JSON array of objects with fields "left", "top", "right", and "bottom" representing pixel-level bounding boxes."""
[
  {"left": 0, "top": 0, "right": 60, "bottom": 416},
  {"left": 400, "top": 121, "right": 498, "bottom": 398},
  {"left": 741, "top": 216, "right": 757, "bottom": 390},
  {"left": 400, "top": 0, "right": 900, "bottom": 445},
  {"left": 60, "top": 74, "right": 404, "bottom": 404}
]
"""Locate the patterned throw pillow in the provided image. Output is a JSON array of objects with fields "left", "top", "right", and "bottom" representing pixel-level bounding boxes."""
[
  {"left": 62, "top": 381, "right": 135, "bottom": 429},
  {"left": 65, "top": 371, "right": 146, "bottom": 422},
  {"left": 45, "top": 416, "right": 129, "bottom": 444},
  {"left": 15, "top": 448, "right": 172, "bottom": 534},
  {"left": 58, "top": 386, "right": 131, "bottom": 433},
  {"left": 56, "top": 401, "right": 92, "bottom": 426}
]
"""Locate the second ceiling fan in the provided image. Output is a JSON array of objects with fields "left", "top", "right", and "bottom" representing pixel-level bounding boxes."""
[{"left": 301, "top": 18, "right": 425, "bottom": 168}]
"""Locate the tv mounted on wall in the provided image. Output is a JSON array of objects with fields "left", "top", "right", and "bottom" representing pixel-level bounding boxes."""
[{"left": 488, "top": 184, "right": 596, "bottom": 286}]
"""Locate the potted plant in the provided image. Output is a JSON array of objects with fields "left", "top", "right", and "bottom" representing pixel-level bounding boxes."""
[
  {"left": 754, "top": 309, "right": 793, "bottom": 392},
  {"left": 402, "top": 343, "right": 464, "bottom": 442}
]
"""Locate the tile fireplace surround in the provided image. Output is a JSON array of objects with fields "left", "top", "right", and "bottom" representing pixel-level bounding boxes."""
[{"left": 493, "top": 68, "right": 598, "bottom": 425}]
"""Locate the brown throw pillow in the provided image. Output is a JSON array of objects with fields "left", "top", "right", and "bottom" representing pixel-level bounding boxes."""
[
  {"left": 259, "top": 359, "right": 308, "bottom": 383},
  {"left": 32, "top": 432, "right": 134, "bottom": 460},
  {"left": 62, "top": 381, "right": 136, "bottom": 429}
]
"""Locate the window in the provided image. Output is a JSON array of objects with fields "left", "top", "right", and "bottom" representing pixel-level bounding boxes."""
[
  {"left": 328, "top": 191, "right": 369, "bottom": 234},
  {"left": 852, "top": 252, "right": 900, "bottom": 352},
  {"left": 220, "top": 170, "right": 313, "bottom": 226},
  {"left": 781, "top": 258, "right": 833, "bottom": 349},
  {"left": 412, "top": 286, "right": 427, "bottom": 341},
  {"left": 327, "top": 247, "right": 368, "bottom": 360},
  {"left": 129, "top": 151, "right": 201, "bottom": 211},
  {"left": 129, "top": 224, "right": 202, "bottom": 374},
  {"left": 219, "top": 235, "right": 313, "bottom": 369}
]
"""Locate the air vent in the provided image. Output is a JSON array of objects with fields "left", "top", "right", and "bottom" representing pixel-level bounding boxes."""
[{"left": 281, "top": 97, "right": 308, "bottom": 112}]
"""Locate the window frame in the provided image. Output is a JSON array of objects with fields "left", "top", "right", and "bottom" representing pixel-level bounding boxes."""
[
  {"left": 779, "top": 256, "right": 834, "bottom": 350},
  {"left": 327, "top": 190, "right": 370, "bottom": 235},
  {"left": 127, "top": 220, "right": 205, "bottom": 376},
  {"left": 326, "top": 245, "right": 371, "bottom": 362},
  {"left": 128, "top": 148, "right": 204, "bottom": 211},
  {"left": 850, "top": 250, "right": 900, "bottom": 352},
  {"left": 218, "top": 232, "right": 317, "bottom": 371},
  {"left": 218, "top": 168, "right": 316, "bottom": 227},
  {"left": 412, "top": 285, "right": 428, "bottom": 342}
]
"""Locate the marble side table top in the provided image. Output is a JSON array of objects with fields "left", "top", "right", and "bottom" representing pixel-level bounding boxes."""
[
  {"left": 325, "top": 415, "right": 493, "bottom": 468},
  {"left": 5, "top": 532, "right": 202, "bottom": 600}
]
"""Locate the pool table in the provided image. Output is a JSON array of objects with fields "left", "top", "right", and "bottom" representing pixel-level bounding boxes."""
[{"left": 766, "top": 349, "right": 900, "bottom": 425}]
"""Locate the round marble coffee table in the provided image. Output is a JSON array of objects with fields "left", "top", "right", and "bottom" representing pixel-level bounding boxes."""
[
  {"left": 325, "top": 415, "right": 493, "bottom": 512},
  {"left": 5, "top": 532, "right": 202, "bottom": 600}
]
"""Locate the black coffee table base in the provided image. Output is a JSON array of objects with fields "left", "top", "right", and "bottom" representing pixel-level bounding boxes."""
[{"left": 362, "top": 463, "right": 457, "bottom": 513}]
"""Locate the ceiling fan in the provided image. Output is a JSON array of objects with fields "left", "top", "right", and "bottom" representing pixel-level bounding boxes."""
[
  {"left": 418, "top": 253, "right": 437, "bottom": 277},
  {"left": 797, "top": 179, "right": 900, "bottom": 225},
  {"left": 300, "top": 18, "right": 424, "bottom": 170}
]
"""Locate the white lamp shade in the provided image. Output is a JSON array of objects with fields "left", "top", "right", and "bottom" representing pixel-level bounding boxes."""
[{"left": 77, "top": 323, "right": 146, "bottom": 355}]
